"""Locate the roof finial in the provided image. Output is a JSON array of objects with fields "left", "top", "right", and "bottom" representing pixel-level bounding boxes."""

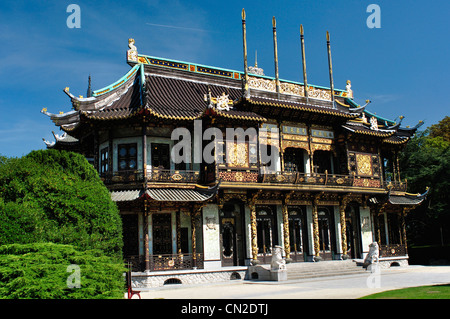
[
  {"left": 255, "top": 50, "right": 258, "bottom": 68},
  {"left": 326, "top": 31, "right": 335, "bottom": 108},
  {"left": 241, "top": 8, "right": 250, "bottom": 98},
  {"left": 272, "top": 16, "right": 280, "bottom": 94},
  {"left": 87, "top": 75, "right": 92, "bottom": 98},
  {"left": 300, "top": 24, "right": 308, "bottom": 101}
]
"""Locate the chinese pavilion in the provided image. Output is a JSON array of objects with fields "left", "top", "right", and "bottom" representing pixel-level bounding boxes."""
[{"left": 42, "top": 10, "right": 428, "bottom": 282}]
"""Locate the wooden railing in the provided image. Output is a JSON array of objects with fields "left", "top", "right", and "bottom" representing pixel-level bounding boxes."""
[
  {"left": 101, "top": 169, "right": 200, "bottom": 185},
  {"left": 147, "top": 169, "right": 200, "bottom": 183},
  {"left": 101, "top": 170, "right": 144, "bottom": 185},
  {"left": 380, "top": 244, "right": 407, "bottom": 257},
  {"left": 124, "top": 253, "right": 204, "bottom": 272},
  {"left": 149, "top": 253, "right": 204, "bottom": 271},
  {"left": 261, "top": 171, "right": 354, "bottom": 187}
]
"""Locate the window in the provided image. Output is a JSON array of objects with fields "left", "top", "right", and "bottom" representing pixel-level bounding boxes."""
[
  {"left": 151, "top": 143, "right": 170, "bottom": 169},
  {"left": 100, "top": 147, "right": 109, "bottom": 174},
  {"left": 118, "top": 143, "right": 137, "bottom": 171}
]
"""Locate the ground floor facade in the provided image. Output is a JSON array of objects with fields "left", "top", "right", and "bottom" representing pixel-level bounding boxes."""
[{"left": 118, "top": 191, "right": 409, "bottom": 273}]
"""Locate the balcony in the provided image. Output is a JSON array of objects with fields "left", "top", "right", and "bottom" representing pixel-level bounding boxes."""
[
  {"left": 147, "top": 169, "right": 200, "bottom": 183},
  {"left": 262, "top": 171, "right": 354, "bottom": 187},
  {"left": 101, "top": 170, "right": 144, "bottom": 185},
  {"left": 101, "top": 169, "right": 200, "bottom": 185}
]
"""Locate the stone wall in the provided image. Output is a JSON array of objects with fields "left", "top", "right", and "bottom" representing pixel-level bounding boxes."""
[{"left": 130, "top": 269, "right": 248, "bottom": 288}]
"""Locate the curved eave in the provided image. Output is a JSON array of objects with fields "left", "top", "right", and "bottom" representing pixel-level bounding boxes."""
[
  {"left": 343, "top": 123, "right": 396, "bottom": 138},
  {"left": 142, "top": 106, "right": 202, "bottom": 121},
  {"left": 382, "top": 136, "right": 410, "bottom": 145},
  {"left": 244, "top": 98, "right": 358, "bottom": 119},
  {"left": 205, "top": 107, "right": 267, "bottom": 122}
]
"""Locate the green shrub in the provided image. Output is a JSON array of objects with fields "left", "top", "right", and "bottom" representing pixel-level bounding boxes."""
[
  {"left": 0, "top": 243, "right": 125, "bottom": 299},
  {"left": 0, "top": 149, "right": 123, "bottom": 258}
]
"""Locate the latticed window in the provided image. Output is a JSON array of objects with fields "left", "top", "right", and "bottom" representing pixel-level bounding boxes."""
[
  {"left": 100, "top": 147, "right": 109, "bottom": 174},
  {"left": 118, "top": 143, "right": 137, "bottom": 171}
]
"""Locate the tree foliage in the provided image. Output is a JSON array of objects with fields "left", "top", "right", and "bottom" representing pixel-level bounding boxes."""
[
  {"left": 399, "top": 116, "right": 450, "bottom": 246},
  {"left": 0, "top": 149, "right": 125, "bottom": 298},
  {"left": 0, "top": 149, "right": 123, "bottom": 258},
  {"left": 0, "top": 243, "right": 125, "bottom": 299}
]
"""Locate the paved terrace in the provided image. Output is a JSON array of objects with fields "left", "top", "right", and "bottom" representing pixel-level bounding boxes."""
[{"left": 132, "top": 265, "right": 450, "bottom": 299}]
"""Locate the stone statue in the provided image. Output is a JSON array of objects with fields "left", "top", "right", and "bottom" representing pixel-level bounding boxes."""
[
  {"left": 364, "top": 242, "right": 379, "bottom": 272},
  {"left": 271, "top": 245, "right": 286, "bottom": 271}
]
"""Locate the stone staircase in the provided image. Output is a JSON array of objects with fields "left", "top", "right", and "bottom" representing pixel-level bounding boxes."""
[{"left": 285, "top": 259, "right": 367, "bottom": 280}]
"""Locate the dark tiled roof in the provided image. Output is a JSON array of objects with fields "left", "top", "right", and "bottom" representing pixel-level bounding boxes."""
[
  {"left": 144, "top": 75, "right": 242, "bottom": 120},
  {"left": 388, "top": 195, "right": 425, "bottom": 205},
  {"left": 83, "top": 77, "right": 142, "bottom": 120}
]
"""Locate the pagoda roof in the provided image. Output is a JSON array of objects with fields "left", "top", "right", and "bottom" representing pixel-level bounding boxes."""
[{"left": 42, "top": 46, "right": 421, "bottom": 144}]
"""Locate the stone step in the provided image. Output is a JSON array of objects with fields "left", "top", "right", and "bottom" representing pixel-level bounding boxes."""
[{"left": 285, "top": 260, "right": 367, "bottom": 280}]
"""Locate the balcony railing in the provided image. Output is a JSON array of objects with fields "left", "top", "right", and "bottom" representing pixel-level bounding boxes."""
[
  {"left": 101, "top": 170, "right": 144, "bottom": 185},
  {"left": 124, "top": 253, "right": 204, "bottom": 272},
  {"left": 383, "top": 180, "right": 408, "bottom": 192},
  {"left": 261, "top": 171, "right": 354, "bottom": 187},
  {"left": 380, "top": 244, "right": 407, "bottom": 257},
  {"left": 150, "top": 253, "right": 204, "bottom": 271},
  {"left": 101, "top": 169, "right": 200, "bottom": 185},
  {"left": 147, "top": 169, "right": 200, "bottom": 183}
]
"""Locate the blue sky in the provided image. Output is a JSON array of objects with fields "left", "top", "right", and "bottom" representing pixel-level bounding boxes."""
[{"left": 0, "top": 0, "right": 448, "bottom": 158}]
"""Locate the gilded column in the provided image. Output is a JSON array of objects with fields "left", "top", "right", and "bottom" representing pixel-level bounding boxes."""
[
  {"left": 144, "top": 199, "right": 150, "bottom": 271},
  {"left": 248, "top": 191, "right": 260, "bottom": 265},
  {"left": 282, "top": 192, "right": 293, "bottom": 262},
  {"left": 312, "top": 194, "right": 321, "bottom": 261},
  {"left": 191, "top": 205, "right": 201, "bottom": 268},
  {"left": 401, "top": 208, "right": 409, "bottom": 253},
  {"left": 176, "top": 209, "right": 181, "bottom": 254},
  {"left": 339, "top": 195, "right": 349, "bottom": 259}
]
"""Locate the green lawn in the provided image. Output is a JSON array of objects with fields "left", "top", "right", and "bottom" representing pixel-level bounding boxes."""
[{"left": 360, "top": 284, "right": 450, "bottom": 299}]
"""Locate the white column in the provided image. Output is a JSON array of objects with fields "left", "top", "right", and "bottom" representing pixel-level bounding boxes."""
[
  {"left": 202, "top": 204, "right": 221, "bottom": 270},
  {"left": 305, "top": 205, "right": 315, "bottom": 261},
  {"left": 333, "top": 206, "right": 343, "bottom": 255},
  {"left": 360, "top": 206, "right": 374, "bottom": 258}
]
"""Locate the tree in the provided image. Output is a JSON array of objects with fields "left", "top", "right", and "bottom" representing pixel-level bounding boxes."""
[
  {"left": 399, "top": 116, "right": 450, "bottom": 246},
  {"left": 0, "top": 149, "right": 123, "bottom": 258},
  {"left": 0, "top": 149, "right": 125, "bottom": 298}
]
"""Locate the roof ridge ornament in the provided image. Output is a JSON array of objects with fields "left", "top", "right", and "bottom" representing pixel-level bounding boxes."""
[
  {"left": 127, "top": 38, "right": 138, "bottom": 62},
  {"left": 346, "top": 80, "right": 353, "bottom": 98}
]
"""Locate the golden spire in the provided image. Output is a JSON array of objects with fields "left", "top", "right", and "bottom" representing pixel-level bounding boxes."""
[
  {"left": 326, "top": 30, "right": 335, "bottom": 107},
  {"left": 242, "top": 8, "right": 249, "bottom": 96},
  {"left": 300, "top": 24, "right": 308, "bottom": 100},
  {"left": 272, "top": 16, "right": 280, "bottom": 93}
]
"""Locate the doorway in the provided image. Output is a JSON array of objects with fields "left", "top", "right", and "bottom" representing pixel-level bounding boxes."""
[
  {"left": 256, "top": 205, "right": 278, "bottom": 264},
  {"left": 152, "top": 213, "right": 172, "bottom": 255},
  {"left": 318, "top": 206, "right": 336, "bottom": 260},
  {"left": 346, "top": 204, "right": 362, "bottom": 259},
  {"left": 220, "top": 202, "right": 245, "bottom": 266},
  {"left": 288, "top": 206, "right": 308, "bottom": 262}
]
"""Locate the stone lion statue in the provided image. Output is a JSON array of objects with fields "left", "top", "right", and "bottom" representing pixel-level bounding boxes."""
[
  {"left": 271, "top": 246, "right": 286, "bottom": 271},
  {"left": 363, "top": 242, "right": 379, "bottom": 269}
]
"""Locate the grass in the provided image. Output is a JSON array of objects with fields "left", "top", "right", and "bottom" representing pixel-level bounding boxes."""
[{"left": 360, "top": 284, "right": 450, "bottom": 299}]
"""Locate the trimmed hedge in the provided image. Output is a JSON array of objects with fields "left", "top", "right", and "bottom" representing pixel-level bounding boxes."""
[{"left": 0, "top": 243, "right": 125, "bottom": 299}]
